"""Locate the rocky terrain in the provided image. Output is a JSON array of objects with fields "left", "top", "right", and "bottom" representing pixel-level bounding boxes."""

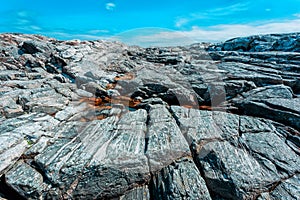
[{"left": 0, "top": 32, "right": 299, "bottom": 200}]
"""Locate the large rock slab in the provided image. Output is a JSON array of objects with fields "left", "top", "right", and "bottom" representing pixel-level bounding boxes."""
[
  {"left": 118, "top": 186, "right": 150, "bottom": 200},
  {"left": 18, "top": 87, "right": 69, "bottom": 115},
  {"left": 0, "top": 113, "right": 59, "bottom": 175},
  {"left": 197, "top": 141, "right": 278, "bottom": 200},
  {"left": 209, "top": 33, "right": 300, "bottom": 52},
  {"left": 170, "top": 106, "right": 239, "bottom": 146},
  {"left": 269, "top": 174, "right": 300, "bottom": 200},
  {"left": 236, "top": 98, "right": 300, "bottom": 131},
  {"left": 5, "top": 161, "right": 44, "bottom": 200},
  {"left": 145, "top": 105, "right": 191, "bottom": 172},
  {"left": 151, "top": 157, "right": 211, "bottom": 200},
  {"left": 34, "top": 110, "right": 150, "bottom": 199},
  {"left": 239, "top": 131, "right": 300, "bottom": 178}
]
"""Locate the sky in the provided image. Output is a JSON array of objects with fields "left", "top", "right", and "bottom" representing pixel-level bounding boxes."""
[{"left": 1, "top": 0, "right": 300, "bottom": 46}]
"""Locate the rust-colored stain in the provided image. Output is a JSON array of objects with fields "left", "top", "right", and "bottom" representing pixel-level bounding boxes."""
[
  {"left": 81, "top": 96, "right": 141, "bottom": 109},
  {"left": 79, "top": 89, "right": 141, "bottom": 121},
  {"left": 182, "top": 104, "right": 216, "bottom": 111},
  {"left": 50, "top": 112, "right": 57, "bottom": 117},
  {"left": 182, "top": 105, "right": 195, "bottom": 109},
  {"left": 78, "top": 72, "right": 228, "bottom": 121},
  {"left": 114, "top": 72, "right": 135, "bottom": 81},
  {"left": 80, "top": 72, "right": 141, "bottom": 113},
  {"left": 106, "top": 83, "right": 116, "bottom": 90},
  {"left": 96, "top": 115, "right": 107, "bottom": 120},
  {"left": 199, "top": 105, "right": 213, "bottom": 111},
  {"left": 79, "top": 118, "right": 87, "bottom": 122}
]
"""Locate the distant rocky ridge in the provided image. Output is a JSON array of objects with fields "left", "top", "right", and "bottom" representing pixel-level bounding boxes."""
[{"left": 0, "top": 32, "right": 299, "bottom": 199}]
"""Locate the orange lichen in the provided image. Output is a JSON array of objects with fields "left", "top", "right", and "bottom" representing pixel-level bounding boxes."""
[
  {"left": 79, "top": 72, "right": 230, "bottom": 121},
  {"left": 114, "top": 72, "right": 135, "bottom": 81},
  {"left": 129, "top": 98, "right": 142, "bottom": 108},
  {"left": 96, "top": 115, "right": 107, "bottom": 120},
  {"left": 182, "top": 105, "right": 194, "bottom": 109},
  {"left": 80, "top": 97, "right": 111, "bottom": 107},
  {"left": 80, "top": 95, "right": 141, "bottom": 111},
  {"left": 106, "top": 83, "right": 117, "bottom": 90},
  {"left": 199, "top": 105, "right": 213, "bottom": 111}
]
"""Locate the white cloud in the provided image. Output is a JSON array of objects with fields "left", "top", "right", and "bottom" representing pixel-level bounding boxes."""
[
  {"left": 208, "top": 2, "right": 250, "bottom": 13},
  {"left": 294, "top": 13, "right": 300, "bottom": 18},
  {"left": 106, "top": 3, "right": 116, "bottom": 11},
  {"left": 29, "top": 25, "right": 42, "bottom": 31},
  {"left": 16, "top": 19, "right": 31, "bottom": 25},
  {"left": 117, "top": 19, "right": 300, "bottom": 47},
  {"left": 17, "top": 11, "right": 30, "bottom": 18},
  {"left": 87, "top": 29, "right": 109, "bottom": 34},
  {"left": 44, "top": 31, "right": 107, "bottom": 41},
  {"left": 175, "top": 18, "right": 188, "bottom": 28},
  {"left": 175, "top": 2, "right": 250, "bottom": 28}
]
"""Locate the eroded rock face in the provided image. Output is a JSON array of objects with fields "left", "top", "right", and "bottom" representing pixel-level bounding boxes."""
[
  {"left": 209, "top": 33, "right": 300, "bottom": 52},
  {"left": 0, "top": 33, "right": 300, "bottom": 199}
]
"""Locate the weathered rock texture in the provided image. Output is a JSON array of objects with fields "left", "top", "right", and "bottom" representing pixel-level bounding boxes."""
[{"left": 0, "top": 33, "right": 299, "bottom": 199}]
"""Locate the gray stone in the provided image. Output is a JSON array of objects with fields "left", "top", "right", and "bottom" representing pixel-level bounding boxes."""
[
  {"left": 145, "top": 105, "right": 191, "bottom": 172},
  {"left": 151, "top": 157, "right": 211, "bottom": 200},
  {"left": 0, "top": 132, "right": 27, "bottom": 175},
  {"left": 238, "top": 98, "right": 300, "bottom": 130},
  {"left": 239, "top": 131, "right": 300, "bottom": 177},
  {"left": 197, "top": 141, "right": 278, "bottom": 200},
  {"left": 269, "top": 174, "right": 300, "bottom": 200},
  {"left": 18, "top": 88, "right": 69, "bottom": 115},
  {"left": 79, "top": 81, "right": 108, "bottom": 97},
  {"left": 6, "top": 161, "right": 44, "bottom": 199},
  {"left": 0, "top": 96, "right": 23, "bottom": 118},
  {"left": 170, "top": 106, "right": 239, "bottom": 147},
  {"left": 210, "top": 33, "right": 300, "bottom": 52},
  {"left": 35, "top": 110, "right": 150, "bottom": 199},
  {"left": 119, "top": 186, "right": 150, "bottom": 200},
  {"left": 21, "top": 40, "right": 52, "bottom": 54},
  {"left": 54, "top": 102, "right": 89, "bottom": 121},
  {"left": 235, "top": 85, "right": 294, "bottom": 103}
]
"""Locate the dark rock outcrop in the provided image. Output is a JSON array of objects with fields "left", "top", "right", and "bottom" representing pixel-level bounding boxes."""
[
  {"left": 209, "top": 33, "right": 300, "bottom": 52},
  {"left": 0, "top": 32, "right": 300, "bottom": 199}
]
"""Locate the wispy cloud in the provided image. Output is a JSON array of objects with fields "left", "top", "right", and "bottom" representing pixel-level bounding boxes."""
[
  {"left": 294, "top": 13, "right": 300, "bottom": 18},
  {"left": 87, "top": 29, "right": 110, "bottom": 34},
  {"left": 118, "top": 19, "right": 300, "bottom": 47},
  {"left": 17, "top": 11, "right": 30, "bottom": 18},
  {"left": 3, "top": 10, "right": 110, "bottom": 40},
  {"left": 11, "top": 10, "right": 42, "bottom": 32},
  {"left": 45, "top": 31, "right": 106, "bottom": 40},
  {"left": 175, "top": 2, "right": 250, "bottom": 28},
  {"left": 207, "top": 2, "right": 250, "bottom": 13},
  {"left": 105, "top": 3, "right": 116, "bottom": 11},
  {"left": 175, "top": 18, "right": 189, "bottom": 28},
  {"left": 19, "top": 25, "right": 42, "bottom": 32}
]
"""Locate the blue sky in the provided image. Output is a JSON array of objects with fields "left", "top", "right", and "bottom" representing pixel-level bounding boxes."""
[{"left": 1, "top": 0, "right": 300, "bottom": 46}]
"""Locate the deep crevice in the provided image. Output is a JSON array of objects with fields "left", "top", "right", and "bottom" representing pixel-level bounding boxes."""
[
  {"left": 264, "top": 100, "right": 300, "bottom": 115},
  {"left": 266, "top": 172, "right": 299, "bottom": 195},
  {"left": 29, "top": 160, "right": 58, "bottom": 187},
  {"left": 143, "top": 108, "right": 155, "bottom": 200},
  {"left": 0, "top": 175, "right": 26, "bottom": 200},
  {"left": 167, "top": 106, "right": 216, "bottom": 199},
  {"left": 148, "top": 173, "right": 156, "bottom": 200},
  {"left": 238, "top": 116, "right": 243, "bottom": 137}
]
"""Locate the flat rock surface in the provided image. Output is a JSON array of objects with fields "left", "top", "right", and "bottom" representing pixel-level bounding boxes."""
[{"left": 0, "top": 33, "right": 299, "bottom": 199}]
